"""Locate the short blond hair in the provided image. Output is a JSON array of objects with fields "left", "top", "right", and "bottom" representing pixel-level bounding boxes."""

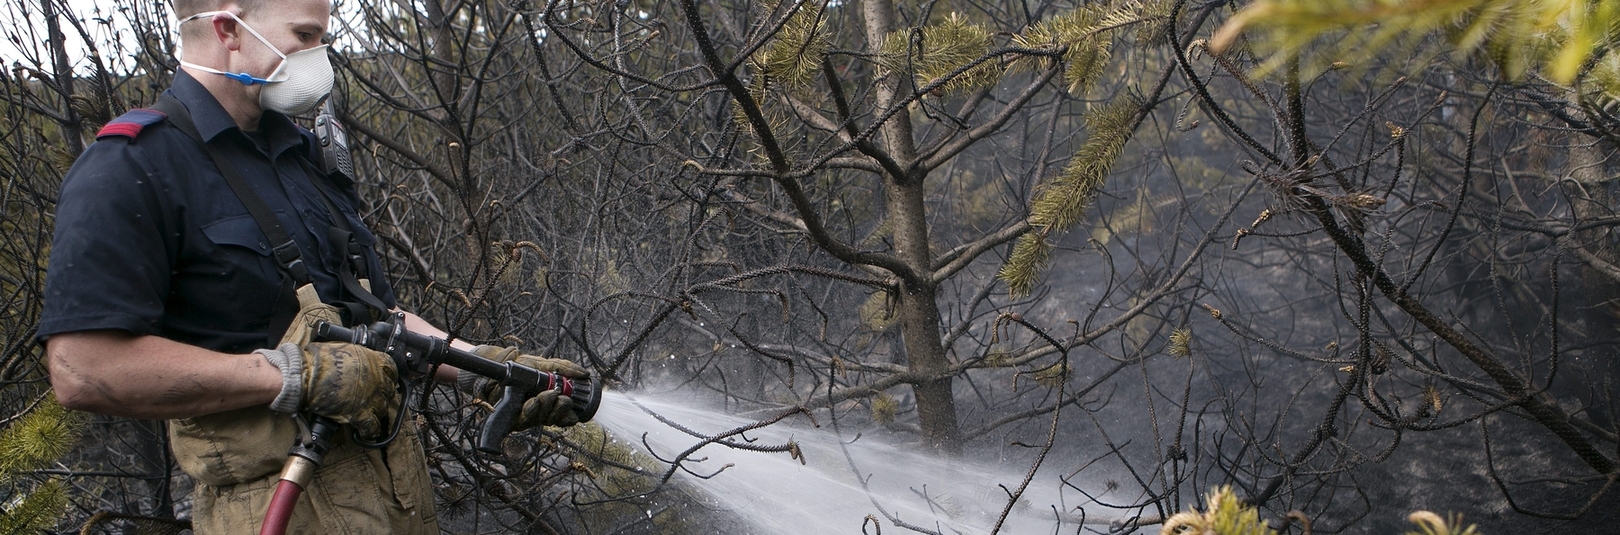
[{"left": 174, "top": 1, "right": 266, "bottom": 42}]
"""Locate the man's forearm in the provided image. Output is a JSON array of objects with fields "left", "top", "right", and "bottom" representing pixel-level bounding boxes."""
[{"left": 46, "top": 331, "right": 282, "bottom": 420}]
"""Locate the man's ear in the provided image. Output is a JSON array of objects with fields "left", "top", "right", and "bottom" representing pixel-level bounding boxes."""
[{"left": 209, "top": 12, "right": 245, "bottom": 52}]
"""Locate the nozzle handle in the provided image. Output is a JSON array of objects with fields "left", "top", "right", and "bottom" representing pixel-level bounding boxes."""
[
  {"left": 475, "top": 370, "right": 602, "bottom": 455},
  {"left": 476, "top": 384, "right": 527, "bottom": 454}
]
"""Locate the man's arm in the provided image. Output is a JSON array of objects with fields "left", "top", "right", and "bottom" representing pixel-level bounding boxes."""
[{"left": 46, "top": 330, "right": 282, "bottom": 420}]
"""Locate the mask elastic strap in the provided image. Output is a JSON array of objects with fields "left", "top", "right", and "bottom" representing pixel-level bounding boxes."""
[
  {"left": 179, "top": 60, "right": 273, "bottom": 85},
  {"left": 181, "top": 10, "right": 287, "bottom": 60},
  {"left": 178, "top": 10, "right": 290, "bottom": 85}
]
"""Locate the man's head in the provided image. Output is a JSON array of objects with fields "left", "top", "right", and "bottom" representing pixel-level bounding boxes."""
[
  {"left": 174, "top": 0, "right": 264, "bottom": 41},
  {"left": 175, "top": 0, "right": 332, "bottom": 125}
]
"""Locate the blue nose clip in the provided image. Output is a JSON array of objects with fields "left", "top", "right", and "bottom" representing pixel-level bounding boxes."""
[{"left": 220, "top": 71, "right": 273, "bottom": 85}]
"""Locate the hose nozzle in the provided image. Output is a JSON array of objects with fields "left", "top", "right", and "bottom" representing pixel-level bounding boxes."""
[{"left": 570, "top": 375, "right": 604, "bottom": 423}]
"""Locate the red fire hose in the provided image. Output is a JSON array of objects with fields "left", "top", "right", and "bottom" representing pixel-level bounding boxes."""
[
  {"left": 260, "top": 418, "right": 337, "bottom": 535},
  {"left": 259, "top": 460, "right": 316, "bottom": 535}
]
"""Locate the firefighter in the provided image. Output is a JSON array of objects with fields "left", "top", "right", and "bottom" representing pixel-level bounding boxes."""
[{"left": 37, "top": 1, "right": 585, "bottom": 532}]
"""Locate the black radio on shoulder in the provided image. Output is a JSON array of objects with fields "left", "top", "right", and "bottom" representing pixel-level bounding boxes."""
[{"left": 314, "top": 97, "right": 354, "bottom": 183}]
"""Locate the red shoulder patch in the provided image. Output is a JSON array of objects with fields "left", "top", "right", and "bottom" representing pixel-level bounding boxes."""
[{"left": 95, "top": 108, "right": 168, "bottom": 140}]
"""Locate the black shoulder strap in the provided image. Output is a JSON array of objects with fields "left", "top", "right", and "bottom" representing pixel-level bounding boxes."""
[
  {"left": 151, "top": 95, "right": 312, "bottom": 285},
  {"left": 150, "top": 95, "right": 309, "bottom": 346},
  {"left": 293, "top": 148, "right": 393, "bottom": 323},
  {"left": 152, "top": 94, "right": 393, "bottom": 333}
]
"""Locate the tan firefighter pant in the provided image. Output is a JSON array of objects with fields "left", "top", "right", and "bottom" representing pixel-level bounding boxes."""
[{"left": 171, "top": 407, "right": 439, "bottom": 535}]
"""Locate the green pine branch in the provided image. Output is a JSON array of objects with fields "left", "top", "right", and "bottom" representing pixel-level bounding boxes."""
[
  {"left": 1213, "top": 0, "right": 1620, "bottom": 93},
  {"left": 0, "top": 479, "right": 67, "bottom": 533},
  {"left": 0, "top": 394, "right": 83, "bottom": 534},
  {"left": 751, "top": 0, "right": 831, "bottom": 89},
  {"left": 0, "top": 394, "right": 82, "bottom": 477},
  {"left": 1162, "top": 485, "right": 1278, "bottom": 535},
  {"left": 881, "top": 12, "right": 1001, "bottom": 95},
  {"left": 1000, "top": 96, "right": 1140, "bottom": 297},
  {"left": 1406, "top": 511, "right": 1482, "bottom": 535},
  {"left": 1015, "top": 1, "right": 1167, "bottom": 93}
]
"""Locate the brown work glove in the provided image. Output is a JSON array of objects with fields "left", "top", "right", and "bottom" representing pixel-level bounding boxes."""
[
  {"left": 259, "top": 342, "right": 400, "bottom": 438},
  {"left": 258, "top": 284, "right": 400, "bottom": 438},
  {"left": 460, "top": 345, "right": 589, "bottom": 429}
]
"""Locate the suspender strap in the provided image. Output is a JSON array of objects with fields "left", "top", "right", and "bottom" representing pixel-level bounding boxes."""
[
  {"left": 152, "top": 95, "right": 391, "bottom": 324},
  {"left": 152, "top": 95, "right": 312, "bottom": 284},
  {"left": 326, "top": 226, "right": 391, "bottom": 320},
  {"left": 151, "top": 95, "right": 312, "bottom": 346},
  {"left": 153, "top": 94, "right": 393, "bottom": 334},
  {"left": 295, "top": 151, "right": 393, "bottom": 323}
]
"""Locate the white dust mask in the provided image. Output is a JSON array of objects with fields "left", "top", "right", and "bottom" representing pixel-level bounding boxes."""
[{"left": 179, "top": 11, "right": 333, "bottom": 116}]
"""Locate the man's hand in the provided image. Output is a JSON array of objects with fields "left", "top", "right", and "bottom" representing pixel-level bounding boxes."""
[
  {"left": 302, "top": 342, "right": 399, "bottom": 437},
  {"left": 259, "top": 342, "right": 399, "bottom": 438},
  {"left": 257, "top": 285, "right": 400, "bottom": 437},
  {"left": 462, "top": 345, "right": 589, "bottom": 429}
]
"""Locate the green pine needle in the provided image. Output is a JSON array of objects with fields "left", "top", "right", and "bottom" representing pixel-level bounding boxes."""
[
  {"left": 1162, "top": 485, "right": 1277, "bottom": 535},
  {"left": 1001, "top": 96, "right": 1140, "bottom": 297},
  {"left": 1168, "top": 328, "right": 1192, "bottom": 358},
  {"left": 751, "top": 0, "right": 830, "bottom": 89},
  {"left": 1030, "top": 97, "right": 1138, "bottom": 232},
  {"left": 882, "top": 12, "right": 1001, "bottom": 95},
  {"left": 1211, "top": 0, "right": 1620, "bottom": 93},
  {"left": 0, "top": 394, "right": 83, "bottom": 478},
  {"left": 1015, "top": 5, "right": 1108, "bottom": 91},
  {"left": 871, "top": 393, "right": 898, "bottom": 424},
  {"left": 1013, "top": 1, "right": 1166, "bottom": 92},
  {"left": 0, "top": 479, "right": 68, "bottom": 533},
  {"left": 998, "top": 233, "right": 1053, "bottom": 297},
  {"left": 1406, "top": 511, "right": 1482, "bottom": 535}
]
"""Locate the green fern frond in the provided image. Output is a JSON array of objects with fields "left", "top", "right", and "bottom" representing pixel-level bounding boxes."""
[
  {"left": 881, "top": 12, "right": 1001, "bottom": 94},
  {"left": 0, "top": 478, "right": 68, "bottom": 533},
  {"left": 0, "top": 394, "right": 83, "bottom": 477},
  {"left": 1000, "top": 96, "right": 1139, "bottom": 297},
  {"left": 751, "top": 0, "right": 830, "bottom": 89},
  {"left": 1161, "top": 485, "right": 1277, "bottom": 535}
]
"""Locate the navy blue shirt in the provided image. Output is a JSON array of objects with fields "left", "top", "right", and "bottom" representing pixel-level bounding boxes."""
[{"left": 38, "top": 71, "right": 395, "bottom": 354}]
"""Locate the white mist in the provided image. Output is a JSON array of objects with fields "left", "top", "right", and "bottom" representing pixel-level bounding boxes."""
[{"left": 592, "top": 391, "right": 1109, "bottom": 535}]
